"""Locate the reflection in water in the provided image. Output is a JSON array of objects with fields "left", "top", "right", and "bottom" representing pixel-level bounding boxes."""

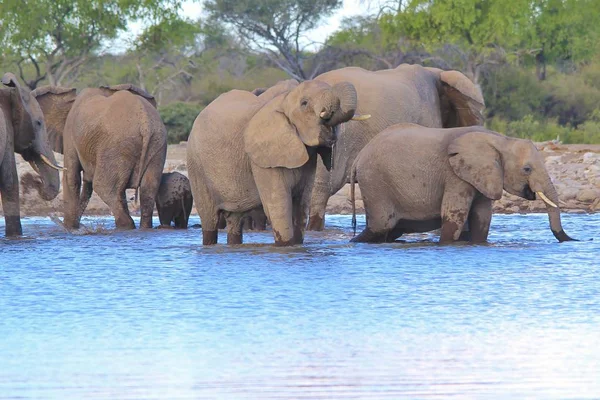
[{"left": 0, "top": 214, "right": 599, "bottom": 399}]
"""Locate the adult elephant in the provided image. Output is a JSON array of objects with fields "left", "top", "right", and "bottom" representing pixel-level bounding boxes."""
[
  {"left": 307, "top": 64, "right": 485, "bottom": 230},
  {"left": 32, "top": 84, "right": 167, "bottom": 230},
  {"left": 350, "top": 124, "right": 575, "bottom": 243},
  {"left": 187, "top": 79, "right": 362, "bottom": 246},
  {"left": 0, "top": 73, "right": 62, "bottom": 236}
]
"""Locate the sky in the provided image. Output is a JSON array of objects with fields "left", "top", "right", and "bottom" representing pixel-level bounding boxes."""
[{"left": 116, "top": 0, "right": 372, "bottom": 52}]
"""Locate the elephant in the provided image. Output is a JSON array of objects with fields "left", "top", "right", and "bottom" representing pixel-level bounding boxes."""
[
  {"left": 307, "top": 63, "right": 485, "bottom": 231},
  {"left": 156, "top": 172, "right": 193, "bottom": 229},
  {"left": 32, "top": 84, "right": 167, "bottom": 230},
  {"left": 349, "top": 123, "right": 575, "bottom": 244},
  {"left": 187, "top": 78, "right": 362, "bottom": 246},
  {"left": 0, "top": 73, "right": 62, "bottom": 237}
]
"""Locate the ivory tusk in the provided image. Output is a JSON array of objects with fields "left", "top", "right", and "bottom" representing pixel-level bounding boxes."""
[
  {"left": 320, "top": 111, "right": 328, "bottom": 119},
  {"left": 40, "top": 154, "right": 67, "bottom": 171},
  {"left": 351, "top": 114, "right": 371, "bottom": 121},
  {"left": 536, "top": 191, "right": 558, "bottom": 208}
]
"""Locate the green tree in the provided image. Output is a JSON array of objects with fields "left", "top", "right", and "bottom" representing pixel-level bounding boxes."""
[
  {"left": 0, "top": 0, "right": 185, "bottom": 89},
  {"left": 205, "top": 0, "right": 343, "bottom": 80}
]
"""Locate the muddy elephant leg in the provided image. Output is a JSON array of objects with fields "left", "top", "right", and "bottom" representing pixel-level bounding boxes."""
[
  {"left": 0, "top": 151, "right": 22, "bottom": 236},
  {"left": 307, "top": 177, "right": 330, "bottom": 231},
  {"left": 350, "top": 197, "right": 397, "bottom": 243},
  {"left": 439, "top": 186, "right": 476, "bottom": 244},
  {"left": 468, "top": 196, "right": 493, "bottom": 243},
  {"left": 139, "top": 161, "right": 163, "bottom": 230},
  {"left": 77, "top": 180, "right": 93, "bottom": 221},
  {"left": 94, "top": 168, "right": 135, "bottom": 230},
  {"left": 173, "top": 194, "right": 193, "bottom": 229},
  {"left": 63, "top": 151, "right": 83, "bottom": 230},
  {"left": 217, "top": 212, "right": 226, "bottom": 230},
  {"left": 225, "top": 212, "right": 244, "bottom": 245},
  {"left": 157, "top": 203, "right": 174, "bottom": 228}
]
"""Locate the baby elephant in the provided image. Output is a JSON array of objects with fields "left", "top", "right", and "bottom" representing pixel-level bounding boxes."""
[
  {"left": 350, "top": 124, "right": 575, "bottom": 244},
  {"left": 156, "top": 172, "right": 193, "bottom": 229}
]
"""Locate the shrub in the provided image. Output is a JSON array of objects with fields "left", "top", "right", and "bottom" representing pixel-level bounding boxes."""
[{"left": 159, "top": 102, "right": 203, "bottom": 144}]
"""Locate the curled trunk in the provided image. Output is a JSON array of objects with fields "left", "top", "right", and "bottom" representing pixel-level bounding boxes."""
[{"left": 326, "top": 82, "right": 358, "bottom": 127}]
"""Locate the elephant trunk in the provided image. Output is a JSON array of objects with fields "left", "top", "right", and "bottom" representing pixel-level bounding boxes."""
[
  {"left": 531, "top": 174, "right": 575, "bottom": 242},
  {"left": 320, "top": 82, "right": 358, "bottom": 128},
  {"left": 21, "top": 140, "right": 61, "bottom": 201}
]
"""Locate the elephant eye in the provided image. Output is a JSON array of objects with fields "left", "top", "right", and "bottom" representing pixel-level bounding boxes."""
[
  {"left": 300, "top": 99, "right": 308, "bottom": 108},
  {"left": 36, "top": 120, "right": 42, "bottom": 127},
  {"left": 523, "top": 165, "right": 532, "bottom": 174}
]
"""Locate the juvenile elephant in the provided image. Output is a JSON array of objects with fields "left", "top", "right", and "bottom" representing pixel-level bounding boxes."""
[
  {"left": 187, "top": 79, "right": 361, "bottom": 245},
  {"left": 308, "top": 64, "right": 485, "bottom": 230},
  {"left": 350, "top": 124, "right": 575, "bottom": 244},
  {"left": 156, "top": 172, "right": 193, "bottom": 229},
  {"left": 32, "top": 84, "right": 167, "bottom": 230},
  {"left": 0, "top": 73, "right": 62, "bottom": 236}
]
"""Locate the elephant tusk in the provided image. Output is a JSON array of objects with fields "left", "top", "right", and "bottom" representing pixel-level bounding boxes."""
[
  {"left": 40, "top": 154, "right": 67, "bottom": 171},
  {"left": 320, "top": 111, "right": 329, "bottom": 119},
  {"left": 351, "top": 114, "right": 371, "bottom": 121},
  {"left": 536, "top": 191, "right": 558, "bottom": 208}
]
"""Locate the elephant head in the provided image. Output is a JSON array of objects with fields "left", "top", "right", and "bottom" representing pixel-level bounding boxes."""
[
  {"left": 448, "top": 130, "right": 575, "bottom": 242},
  {"left": 244, "top": 80, "right": 358, "bottom": 169},
  {"left": 1, "top": 73, "right": 62, "bottom": 200}
]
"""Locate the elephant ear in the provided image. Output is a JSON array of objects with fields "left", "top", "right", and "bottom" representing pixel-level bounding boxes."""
[
  {"left": 438, "top": 70, "right": 485, "bottom": 127},
  {"left": 244, "top": 95, "right": 309, "bottom": 169},
  {"left": 448, "top": 131, "right": 504, "bottom": 200},
  {"left": 99, "top": 84, "right": 157, "bottom": 108},
  {"left": 32, "top": 86, "right": 77, "bottom": 154}
]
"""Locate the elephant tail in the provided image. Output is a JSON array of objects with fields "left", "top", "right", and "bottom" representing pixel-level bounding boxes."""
[
  {"left": 350, "top": 161, "right": 357, "bottom": 236},
  {"left": 134, "top": 126, "right": 151, "bottom": 206}
]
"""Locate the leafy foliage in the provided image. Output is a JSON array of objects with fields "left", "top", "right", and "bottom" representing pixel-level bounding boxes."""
[{"left": 159, "top": 102, "right": 204, "bottom": 144}]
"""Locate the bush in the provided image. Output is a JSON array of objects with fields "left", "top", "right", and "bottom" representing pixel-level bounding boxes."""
[{"left": 159, "top": 102, "right": 203, "bottom": 144}]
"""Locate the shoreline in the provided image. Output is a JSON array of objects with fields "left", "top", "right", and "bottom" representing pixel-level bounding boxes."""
[{"left": 3, "top": 141, "right": 599, "bottom": 217}]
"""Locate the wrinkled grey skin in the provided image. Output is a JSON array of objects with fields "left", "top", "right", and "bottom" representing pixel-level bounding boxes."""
[
  {"left": 350, "top": 124, "right": 575, "bottom": 244},
  {"left": 0, "top": 73, "right": 61, "bottom": 236},
  {"left": 156, "top": 172, "right": 193, "bottom": 229},
  {"left": 187, "top": 79, "right": 358, "bottom": 246},
  {"left": 308, "top": 64, "right": 485, "bottom": 230},
  {"left": 33, "top": 84, "right": 167, "bottom": 230}
]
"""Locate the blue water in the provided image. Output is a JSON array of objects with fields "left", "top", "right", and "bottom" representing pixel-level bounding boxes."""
[{"left": 0, "top": 213, "right": 598, "bottom": 399}]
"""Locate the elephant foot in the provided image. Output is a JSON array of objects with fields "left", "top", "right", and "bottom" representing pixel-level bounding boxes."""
[
  {"left": 307, "top": 214, "right": 325, "bottom": 231},
  {"left": 227, "top": 232, "right": 243, "bottom": 245},
  {"left": 273, "top": 230, "right": 295, "bottom": 246},
  {"left": 203, "top": 230, "right": 218, "bottom": 245},
  {"left": 4, "top": 216, "right": 23, "bottom": 236},
  {"left": 350, "top": 227, "right": 387, "bottom": 243},
  {"left": 458, "top": 230, "right": 471, "bottom": 241},
  {"left": 157, "top": 224, "right": 175, "bottom": 230}
]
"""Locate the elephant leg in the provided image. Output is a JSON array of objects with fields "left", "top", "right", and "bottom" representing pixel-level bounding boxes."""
[
  {"left": 252, "top": 208, "right": 268, "bottom": 231},
  {"left": 350, "top": 197, "right": 397, "bottom": 243},
  {"left": 77, "top": 180, "right": 93, "bottom": 221},
  {"left": 63, "top": 151, "right": 83, "bottom": 230},
  {"left": 157, "top": 203, "right": 174, "bottom": 228},
  {"left": 468, "top": 196, "right": 493, "bottom": 243},
  {"left": 217, "top": 212, "right": 227, "bottom": 229},
  {"left": 225, "top": 212, "right": 244, "bottom": 245},
  {"left": 0, "top": 151, "right": 22, "bottom": 236},
  {"left": 439, "top": 186, "right": 476, "bottom": 244},
  {"left": 94, "top": 169, "right": 135, "bottom": 230},
  {"left": 173, "top": 211, "right": 188, "bottom": 229},
  {"left": 139, "top": 161, "right": 162, "bottom": 230},
  {"left": 307, "top": 177, "right": 330, "bottom": 231}
]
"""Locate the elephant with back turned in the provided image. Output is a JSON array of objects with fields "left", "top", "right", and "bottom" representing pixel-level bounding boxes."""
[
  {"left": 307, "top": 64, "right": 485, "bottom": 230},
  {"left": 350, "top": 124, "right": 575, "bottom": 243},
  {"left": 32, "top": 84, "right": 167, "bottom": 230},
  {"left": 187, "top": 78, "right": 362, "bottom": 246},
  {"left": 0, "top": 73, "right": 62, "bottom": 237}
]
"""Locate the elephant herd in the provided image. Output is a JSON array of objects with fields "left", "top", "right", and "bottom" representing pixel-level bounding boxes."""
[{"left": 0, "top": 64, "right": 575, "bottom": 245}]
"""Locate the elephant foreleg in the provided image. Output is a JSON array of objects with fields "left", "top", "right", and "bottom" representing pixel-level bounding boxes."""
[
  {"left": 467, "top": 195, "right": 493, "bottom": 243},
  {"left": 307, "top": 177, "right": 330, "bottom": 231},
  {"left": 439, "top": 184, "right": 476, "bottom": 244},
  {"left": 0, "top": 151, "right": 22, "bottom": 236}
]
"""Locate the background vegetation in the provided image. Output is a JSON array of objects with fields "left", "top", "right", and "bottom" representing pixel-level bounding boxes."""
[{"left": 2, "top": 0, "right": 600, "bottom": 143}]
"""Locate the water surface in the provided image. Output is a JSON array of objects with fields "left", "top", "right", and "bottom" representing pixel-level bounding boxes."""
[{"left": 0, "top": 214, "right": 598, "bottom": 399}]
